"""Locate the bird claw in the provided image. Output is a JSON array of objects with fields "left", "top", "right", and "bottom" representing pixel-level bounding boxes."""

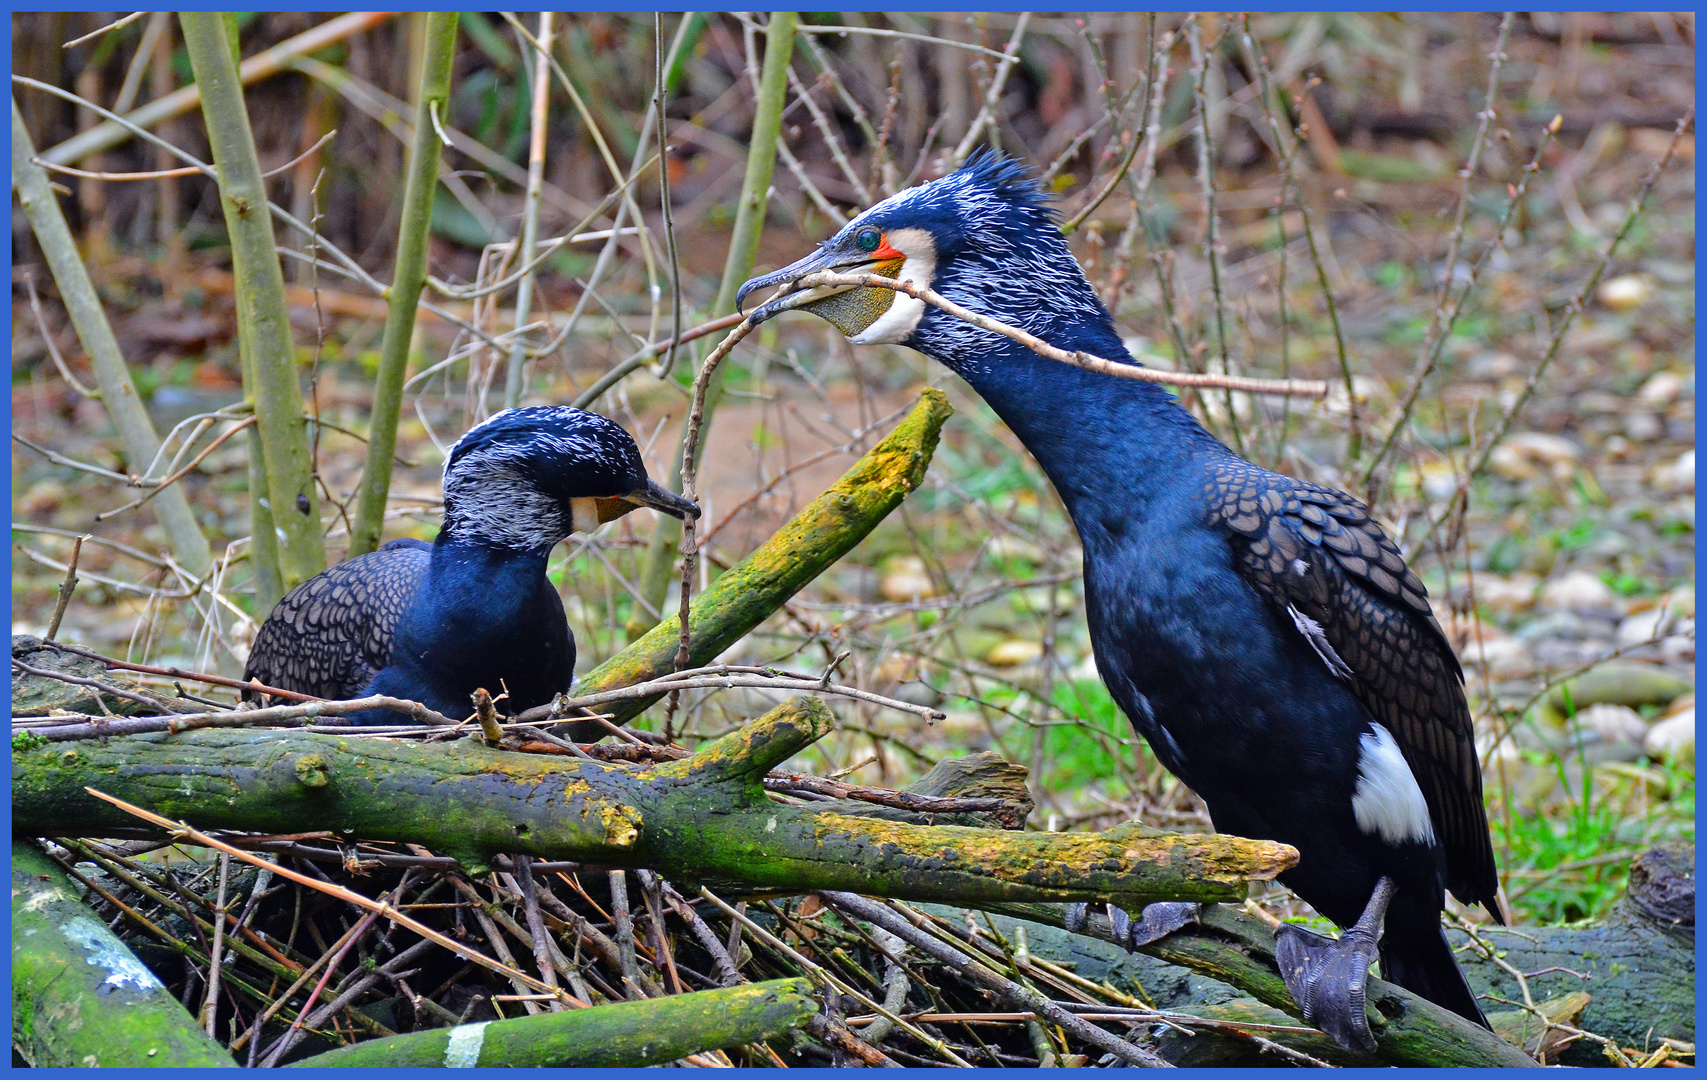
[
  {"left": 1273, "top": 876, "right": 1397, "bottom": 1054},
  {"left": 1064, "top": 901, "right": 1090, "bottom": 934},
  {"left": 1112, "top": 900, "right": 1202, "bottom": 950},
  {"left": 1064, "top": 901, "right": 1201, "bottom": 951},
  {"left": 1275, "top": 922, "right": 1381, "bottom": 1053}
]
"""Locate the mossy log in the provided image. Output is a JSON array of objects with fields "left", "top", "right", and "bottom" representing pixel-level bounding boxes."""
[
  {"left": 969, "top": 843, "right": 1691, "bottom": 1066},
  {"left": 11, "top": 841, "right": 238, "bottom": 1068},
  {"left": 285, "top": 978, "right": 815, "bottom": 1068},
  {"left": 1459, "top": 842, "right": 1693, "bottom": 1066},
  {"left": 565, "top": 388, "right": 953, "bottom": 738},
  {"left": 12, "top": 697, "right": 1294, "bottom": 908},
  {"left": 974, "top": 901, "right": 1538, "bottom": 1067}
]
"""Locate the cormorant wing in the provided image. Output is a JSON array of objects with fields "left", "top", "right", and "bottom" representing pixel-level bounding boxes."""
[
  {"left": 1204, "top": 460, "right": 1499, "bottom": 914},
  {"left": 243, "top": 545, "right": 431, "bottom": 701}
]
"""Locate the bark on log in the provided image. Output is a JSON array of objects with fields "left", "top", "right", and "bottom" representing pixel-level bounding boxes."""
[
  {"left": 565, "top": 388, "right": 953, "bottom": 738},
  {"left": 11, "top": 841, "right": 238, "bottom": 1068},
  {"left": 1462, "top": 842, "right": 1693, "bottom": 1066},
  {"left": 284, "top": 979, "right": 816, "bottom": 1068},
  {"left": 971, "top": 901, "right": 1539, "bottom": 1067},
  {"left": 12, "top": 697, "right": 1294, "bottom": 908},
  {"left": 807, "top": 749, "right": 1034, "bottom": 828},
  {"left": 964, "top": 845, "right": 1691, "bottom": 1067}
]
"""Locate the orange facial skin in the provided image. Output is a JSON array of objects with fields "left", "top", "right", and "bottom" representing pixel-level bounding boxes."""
[{"left": 871, "top": 235, "right": 904, "bottom": 262}]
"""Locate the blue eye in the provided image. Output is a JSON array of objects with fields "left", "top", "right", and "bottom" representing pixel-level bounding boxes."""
[{"left": 856, "top": 229, "right": 881, "bottom": 253}]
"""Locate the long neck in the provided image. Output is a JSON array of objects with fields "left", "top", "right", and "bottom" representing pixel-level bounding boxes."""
[
  {"left": 428, "top": 533, "right": 552, "bottom": 599},
  {"left": 941, "top": 330, "right": 1228, "bottom": 547},
  {"left": 439, "top": 479, "right": 568, "bottom": 555}
]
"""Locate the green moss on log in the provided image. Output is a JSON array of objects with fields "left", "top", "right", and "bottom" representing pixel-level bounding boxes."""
[
  {"left": 12, "top": 697, "right": 1294, "bottom": 906},
  {"left": 286, "top": 978, "right": 814, "bottom": 1068},
  {"left": 11, "top": 841, "right": 238, "bottom": 1068}
]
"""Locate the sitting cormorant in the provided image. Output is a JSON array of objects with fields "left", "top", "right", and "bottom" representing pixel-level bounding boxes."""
[
  {"left": 737, "top": 153, "right": 1498, "bottom": 1051},
  {"left": 243, "top": 406, "right": 697, "bottom": 724}
]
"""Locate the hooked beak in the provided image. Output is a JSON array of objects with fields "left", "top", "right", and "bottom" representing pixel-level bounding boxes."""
[
  {"left": 736, "top": 246, "right": 905, "bottom": 334},
  {"left": 594, "top": 480, "right": 700, "bottom": 525}
]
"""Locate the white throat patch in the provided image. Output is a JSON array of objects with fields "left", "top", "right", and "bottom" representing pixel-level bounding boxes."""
[
  {"left": 849, "top": 227, "right": 936, "bottom": 345},
  {"left": 1351, "top": 723, "right": 1436, "bottom": 846}
]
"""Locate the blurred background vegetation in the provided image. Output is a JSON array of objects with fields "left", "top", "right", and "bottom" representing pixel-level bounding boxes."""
[{"left": 11, "top": 11, "right": 1695, "bottom": 931}]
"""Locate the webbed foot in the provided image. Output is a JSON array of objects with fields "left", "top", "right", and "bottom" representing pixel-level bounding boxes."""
[
  {"left": 1274, "top": 876, "right": 1396, "bottom": 1053},
  {"left": 1065, "top": 900, "right": 1202, "bottom": 950}
]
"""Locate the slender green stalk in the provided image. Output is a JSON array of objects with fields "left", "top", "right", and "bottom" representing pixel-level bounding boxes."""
[
  {"left": 11, "top": 99, "right": 213, "bottom": 580},
  {"left": 346, "top": 12, "right": 459, "bottom": 557},
  {"left": 502, "top": 12, "right": 554, "bottom": 409},
  {"left": 181, "top": 14, "right": 325, "bottom": 590},
  {"left": 627, "top": 11, "right": 798, "bottom": 640}
]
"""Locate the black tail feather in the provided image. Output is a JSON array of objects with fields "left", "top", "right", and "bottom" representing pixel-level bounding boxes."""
[{"left": 1379, "top": 923, "right": 1489, "bottom": 1029}]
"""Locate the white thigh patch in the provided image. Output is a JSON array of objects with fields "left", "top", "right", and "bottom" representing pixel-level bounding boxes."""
[{"left": 1352, "top": 723, "right": 1436, "bottom": 845}]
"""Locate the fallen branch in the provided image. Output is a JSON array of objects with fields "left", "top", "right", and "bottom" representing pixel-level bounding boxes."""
[
  {"left": 285, "top": 979, "right": 815, "bottom": 1068},
  {"left": 564, "top": 387, "right": 954, "bottom": 738},
  {"left": 38, "top": 12, "right": 397, "bottom": 167},
  {"left": 14, "top": 692, "right": 457, "bottom": 741},
  {"left": 11, "top": 841, "right": 237, "bottom": 1068},
  {"left": 976, "top": 901, "right": 1538, "bottom": 1067},
  {"left": 12, "top": 696, "right": 1296, "bottom": 908}
]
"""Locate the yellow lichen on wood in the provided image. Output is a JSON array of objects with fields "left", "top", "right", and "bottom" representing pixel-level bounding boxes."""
[
  {"left": 569, "top": 389, "right": 953, "bottom": 733},
  {"left": 649, "top": 697, "right": 834, "bottom": 786},
  {"left": 16, "top": 698, "right": 1295, "bottom": 909}
]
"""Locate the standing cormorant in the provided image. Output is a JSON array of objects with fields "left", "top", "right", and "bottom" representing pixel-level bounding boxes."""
[{"left": 737, "top": 152, "right": 1498, "bottom": 1051}]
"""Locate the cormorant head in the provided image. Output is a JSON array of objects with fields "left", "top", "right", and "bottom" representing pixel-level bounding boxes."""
[
  {"left": 736, "top": 150, "right": 1112, "bottom": 366},
  {"left": 441, "top": 406, "right": 697, "bottom": 551}
]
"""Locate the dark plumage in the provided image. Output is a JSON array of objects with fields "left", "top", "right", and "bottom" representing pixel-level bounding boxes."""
[
  {"left": 739, "top": 152, "right": 1498, "bottom": 1049},
  {"left": 244, "top": 538, "right": 430, "bottom": 700},
  {"left": 243, "top": 406, "right": 696, "bottom": 723}
]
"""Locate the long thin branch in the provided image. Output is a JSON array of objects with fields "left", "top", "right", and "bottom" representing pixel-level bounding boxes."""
[
  {"left": 759, "top": 271, "right": 1329, "bottom": 396},
  {"left": 94, "top": 415, "right": 255, "bottom": 521},
  {"left": 41, "top": 12, "right": 395, "bottom": 166},
  {"left": 501, "top": 12, "right": 555, "bottom": 409},
  {"left": 17, "top": 691, "right": 455, "bottom": 741},
  {"left": 823, "top": 892, "right": 1169, "bottom": 1067},
  {"left": 1363, "top": 115, "right": 1561, "bottom": 490},
  {"left": 1188, "top": 16, "right": 1243, "bottom": 457},
  {"left": 951, "top": 13, "right": 1032, "bottom": 165},
  {"left": 786, "top": 65, "right": 873, "bottom": 204},
  {"left": 1361, "top": 15, "right": 1526, "bottom": 486},
  {"left": 33, "top": 639, "right": 321, "bottom": 702}
]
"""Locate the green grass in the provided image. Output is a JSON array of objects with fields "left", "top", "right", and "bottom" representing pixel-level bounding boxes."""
[
  {"left": 1492, "top": 746, "right": 1694, "bottom": 925},
  {"left": 1037, "top": 678, "right": 1159, "bottom": 795}
]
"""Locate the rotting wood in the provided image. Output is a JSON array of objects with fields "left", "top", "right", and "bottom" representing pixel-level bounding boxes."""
[{"left": 12, "top": 697, "right": 1295, "bottom": 907}]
